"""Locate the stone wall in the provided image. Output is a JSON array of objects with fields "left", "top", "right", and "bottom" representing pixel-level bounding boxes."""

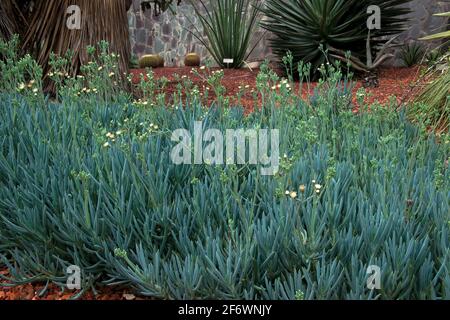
[{"left": 128, "top": 0, "right": 450, "bottom": 67}]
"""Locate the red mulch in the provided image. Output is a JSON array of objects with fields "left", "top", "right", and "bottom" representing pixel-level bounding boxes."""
[
  {"left": 130, "top": 66, "right": 423, "bottom": 112},
  {"left": 1, "top": 66, "right": 424, "bottom": 301},
  {"left": 0, "top": 268, "right": 148, "bottom": 300}
]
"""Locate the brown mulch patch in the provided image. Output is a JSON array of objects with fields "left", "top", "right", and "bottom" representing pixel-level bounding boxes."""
[
  {"left": 0, "top": 268, "right": 149, "bottom": 300},
  {"left": 130, "top": 65, "right": 423, "bottom": 112}
]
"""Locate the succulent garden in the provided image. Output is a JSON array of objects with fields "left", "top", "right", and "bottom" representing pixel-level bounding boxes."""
[{"left": 0, "top": 0, "right": 449, "bottom": 300}]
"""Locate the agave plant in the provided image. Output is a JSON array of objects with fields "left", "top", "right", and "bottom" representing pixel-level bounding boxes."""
[
  {"left": 261, "top": 0, "right": 412, "bottom": 77},
  {"left": 187, "top": 0, "right": 263, "bottom": 68},
  {"left": 328, "top": 32, "right": 401, "bottom": 87}
]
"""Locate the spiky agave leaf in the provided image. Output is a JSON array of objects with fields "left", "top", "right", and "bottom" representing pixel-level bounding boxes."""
[{"left": 260, "top": 0, "right": 412, "bottom": 77}]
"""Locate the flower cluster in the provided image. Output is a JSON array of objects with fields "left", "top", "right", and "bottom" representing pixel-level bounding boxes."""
[{"left": 285, "top": 180, "right": 323, "bottom": 199}]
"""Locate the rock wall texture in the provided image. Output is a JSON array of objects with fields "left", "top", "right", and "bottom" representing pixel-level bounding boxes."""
[{"left": 128, "top": 0, "right": 450, "bottom": 67}]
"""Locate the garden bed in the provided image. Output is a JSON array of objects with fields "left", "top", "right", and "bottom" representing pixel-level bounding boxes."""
[
  {"left": 130, "top": 66, "right": 423, "bottom": 111},
  {"left": 0, "top": 65, "right": 431, "bottom": 301}
]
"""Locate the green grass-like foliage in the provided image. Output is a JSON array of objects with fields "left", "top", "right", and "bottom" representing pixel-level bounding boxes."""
[{"left": 261, "top": 0, "right": 412, "bottom": 77}]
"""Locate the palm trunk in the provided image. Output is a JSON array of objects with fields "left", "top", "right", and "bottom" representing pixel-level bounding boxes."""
[
  {"left": 0, "top": 0, "right": 27, "bottom": 41},
  {"left": 22, "top": 0, "right": 131, "bottom": 90}
]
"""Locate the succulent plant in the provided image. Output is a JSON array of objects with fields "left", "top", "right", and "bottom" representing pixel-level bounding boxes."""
[
  {"left": 261, "top": 0, "right": 412, "bottom": 78},
  {"left": 0, "top": 43, "right": 448, "bottom": 300}
]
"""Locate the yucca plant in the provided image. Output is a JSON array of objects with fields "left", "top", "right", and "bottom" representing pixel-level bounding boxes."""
[
  {"left": 187, "top": 0, "right": 263, "bottom": 68},
  {"left": 261, "top": 0, "right": 412, "bottom": 77}
]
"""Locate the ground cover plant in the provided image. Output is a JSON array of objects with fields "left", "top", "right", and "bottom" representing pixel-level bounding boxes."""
[{"left": 0, "top": 38, "right": 449, "bottom": 300}]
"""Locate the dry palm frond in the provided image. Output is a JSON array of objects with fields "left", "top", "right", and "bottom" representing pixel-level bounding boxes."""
[{"left": 23, "top": 0, "right": 131, "bottom": 89}]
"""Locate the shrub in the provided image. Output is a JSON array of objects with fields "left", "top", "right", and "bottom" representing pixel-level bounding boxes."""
[
  {"left": 0, "top": 51, "right": 449, "bottom": 299},
  {"left": 261, "top": 0, "right": 412, "bottom": 77},
  {"left": 188, "top": 0, "right": 263, "bottom": 68}
]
